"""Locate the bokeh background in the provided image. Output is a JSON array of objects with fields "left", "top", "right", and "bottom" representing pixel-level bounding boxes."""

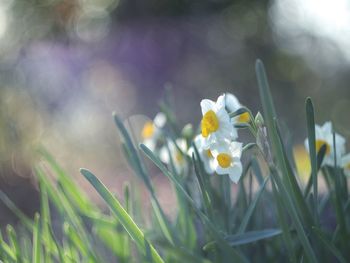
[{"left": 1, "top": 0, "right": 350, "bottom": 226}]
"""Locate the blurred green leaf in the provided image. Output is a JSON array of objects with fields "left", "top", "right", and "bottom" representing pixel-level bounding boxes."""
[{"left": 80, "top": 168, "right": 164, "bottom": 263}]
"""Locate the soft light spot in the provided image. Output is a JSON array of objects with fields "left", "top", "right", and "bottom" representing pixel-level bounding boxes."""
[
  {"left": 217, "top": 153, "right": 232, "bottom": 168},
  {"left": 207, "top": 149, "right": 214, "bottom": 159},
  {"left": 238, "top": 112, "right": 250, "bottom": 123},
  {"left": 315, "top": 139, "right": 331, "bottom": 155},
  {"left": 201, "top": 110, "right": 219, "bottom": 137},
  {"left": 142, "top": 121, "right": 154, "bottom": 139}
]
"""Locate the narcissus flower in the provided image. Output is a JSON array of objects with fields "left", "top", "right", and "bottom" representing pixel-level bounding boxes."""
[
  {"left": 304, "top": 122, "right": 346, "bottom": 167},
  {"left": 188, "top": 135, "right": 215, "bottom": 174},
  {"left": 160, "top": 138, "right": 188, "bottom": 174},
  {"left": 210, "top": 139, "right": 243, "bottom": 183},
  {"left": 141, "top": 112, "right": 166, "bottom": 151},
  {"left": 224, "top": 93, "right": 250, "bottom": 123},
  {"left": 200, "top": 95, "right": 237, "bottom": 148},
  {"left": 341, "top": 153, "right": 350, "bottom": 176}
]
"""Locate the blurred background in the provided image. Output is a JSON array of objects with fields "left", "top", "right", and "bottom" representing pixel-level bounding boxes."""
[{"left": 1, "top": 0, "right": 350, "bottom": 226}]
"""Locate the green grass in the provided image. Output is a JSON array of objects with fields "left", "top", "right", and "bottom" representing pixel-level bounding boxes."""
[{"left": 0, "top": 59, "right": 349, "bottom": 262}]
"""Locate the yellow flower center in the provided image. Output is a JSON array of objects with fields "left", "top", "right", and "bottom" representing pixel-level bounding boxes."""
[
  {"left": 201, "top": 110, "right": 219, "bottom": 137},
  {"left": 217, "top": 153, "right": 232, "bottom": 168},
  {"left": 315, "top": 139, "right": 331, "bottom": 155},
  {"left": 142, "top": 121, "right": 155, "bottom": 139},
  {"left": 238, "top": 112, "right": 250, "bottom": 123},
  {"left": 175, "top": 151, "right": 183, "bottom": 164},
  {"left": 207, "top": 149, "right": 214, "bottom": 159},
  {"left": 345, "top": 163, "right": 350, "bottom": 170}
]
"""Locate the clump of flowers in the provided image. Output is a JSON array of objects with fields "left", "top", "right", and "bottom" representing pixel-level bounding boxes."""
[
  {"left": 142, "top": 93, "right": 350, "bottom": 185},
  {"left": 141, "top": 93, "right": 261, "bottom": 183}
]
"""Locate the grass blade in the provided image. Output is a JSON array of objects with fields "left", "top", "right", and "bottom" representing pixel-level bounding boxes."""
[
  {"left": 0, "top": 191, "right": 33, "bottom": 231},
  {"left": 139, "top": 144, "right": 248, "bottom": 263},
  {"left": 225, "top": 229, "right": 282, "bottom": 246},
  {"left": 237, "top": 177, "right": 269, "bottom": 234},
  {"left": 114, "top": 114, "right": 176, "bottom": 246},
  {"left": 312, "top": 227, "right": 347, "bottom": 263},
  {"left": 305, "top": 98, "right": 319, "bottom": 225},
  {"left": 32, "top": 213, "right": 41, "bottom": 263},
  {"left": 270, "top": 167, "right": 317, "bottom": 263},
  {"left": 80, "top": 168, "right": 164, "bottom": 263}
]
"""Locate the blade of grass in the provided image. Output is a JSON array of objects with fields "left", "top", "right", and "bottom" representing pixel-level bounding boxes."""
[
  {"left": 39, "top": 181, "right": 56, "bottom": 256},
  {"left": 80, "top": 168, "right": 164, "bottom": 263},
  {"left": 305, "top": 98, "right": 319, "bottom": 226},
  {"left": 304, "top": 144, "right": 327, "bottom": 198},
  {"left": 270, "top": 167, "right": 317, "bottom": 263},
  {"left": 35, "top": 166, "right": 100, "bottom": 262},
  {"left": 38, "top": 148, "right": 95, "bottom": 214},
  {"left": 256, "top": 60, "right": 317, "bottom": 262},
  {"left": 114, "top": 113, "right": 176, "bottom": 246},
  {"left": 331, "top": 132, "right": 348, "bottom": 242},
  {"left": 226, "top": 229, "right": 282, "bottom": 246},
  {"left": 139, "top": 144, "right": 248, "bottom": 263},
  {"left": 0, "top": 191, "right": 33, "bottom": 231},
  {"left": 274, "top": 120, "right": 314, "bottom": 227},
  {"left": 271, "top": 177, "right": 297, "bottom": 263},
  {"left": 0, "top": 232, "right": 16, "bottom": 261},
  {"left": 256, "top": 60, "right": 314, "bottom": 227},
  {"left": 6, "top": 225, "right": 21, "bottom": 262},
  {"left": 311, "top": 227, "right": 347, "bottom": 263},
  {"left": 237, "top": 176, "right": 269, "bottom": 234},
  {"left": 32, "top": 213, "right": 41, "bottom": 263}
]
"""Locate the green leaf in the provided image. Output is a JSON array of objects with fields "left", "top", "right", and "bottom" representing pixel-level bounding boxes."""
[
  {"left": 226, "top": 229, "right": 282, "bottom": 246},
  {"left": 271, "top": 178, "right": 297, "bottom": 263},
  {"left": 237, "top": 176, "right": 269, "bottom": 234},
  {"left": 270, "top": 167, "right": 317, "bottom": 263},
  {"left": 6, "top": 225, "right": 20, "bottom": 261},
  {"left": 113, "top": 113, "right": 153, "bottom": 191},
  {"left": 114, "top": 113, "right": 176, "bottom": 246},
  {"left": 234, "top": 123, "right": 250, "bottom": 129},
  {"left": 35, "top": 166, "right": 100, "bottom": 262},
  {"left": 304, "top": 144, "right": 327, "bottom": 198},
  {"left": 312, "top": 227, "right": 347, "bottom": 263},
  {"left": 80, "top": 168, "right": 164, "bottom": 263},
  {"left": 0, "top": 232, "right": 16, "bottom": 261},
  {"left": 255, "top": 59, "right": 277, "bottom": 133},
  {"left": 256, "top": 60, "right": 317, "bottom": 262},
  {"left": 274, "top": 120, "right": 314, "bottom": 227},
  {"left": 38, "top": 148, "right": 95, "bottom": 215},
  {"left": 0, "top": 191, "right": 33, "bottom": 231},
  {"left": 32, "top": 213, "right": 41, "bottom": 263},
  {"left": 306, "top": 97, "right": 319, "bottom": 225},
  {"left": 139, "top": 144, "right": 248, "bottom": 262},
  {"left": 242, "top": 143, "right": 257, "bottom": 153}
]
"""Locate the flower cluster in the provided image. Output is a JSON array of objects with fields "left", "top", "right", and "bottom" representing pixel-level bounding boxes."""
[
  {"left": 141, "top": 112, "right": 189, "bottom": 175},
  {"left": 140, "top": 93, "right": 249, "bottom": 183},
  {"left": 304, "top": 121, "right": 350, "bottom": 175},
  {"left": 190, "top": 93, "right": 248, "bottom": 183}
]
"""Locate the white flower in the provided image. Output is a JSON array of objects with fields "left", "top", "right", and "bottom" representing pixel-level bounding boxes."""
[
  {"left": 200, "top": 95, "right": 237, "bottom": 148},
  {"left": 341, "top": 153, "right": 350, "bottom": 176},
  {"left": 160, "top": 138, "right": 188, "bottom": 174},
  {"left": 210, "top": 139, "right": 243, "bottom": 183},
  {"left": 188, "top": 135, "right": 215, "bottom": 174},
  {"left": 304, "top": 122, "right": 346, "bottom": 167},
  {"left": 141, "top": 112, "right": 166, "bottom": 151},
  {"left": 224, "top": 93, "right": 250, "bottom": 124}
]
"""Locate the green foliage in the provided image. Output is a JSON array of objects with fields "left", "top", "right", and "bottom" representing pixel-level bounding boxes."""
[{"left": 0, "top": 60, "right": 349, "bottom": 262}]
